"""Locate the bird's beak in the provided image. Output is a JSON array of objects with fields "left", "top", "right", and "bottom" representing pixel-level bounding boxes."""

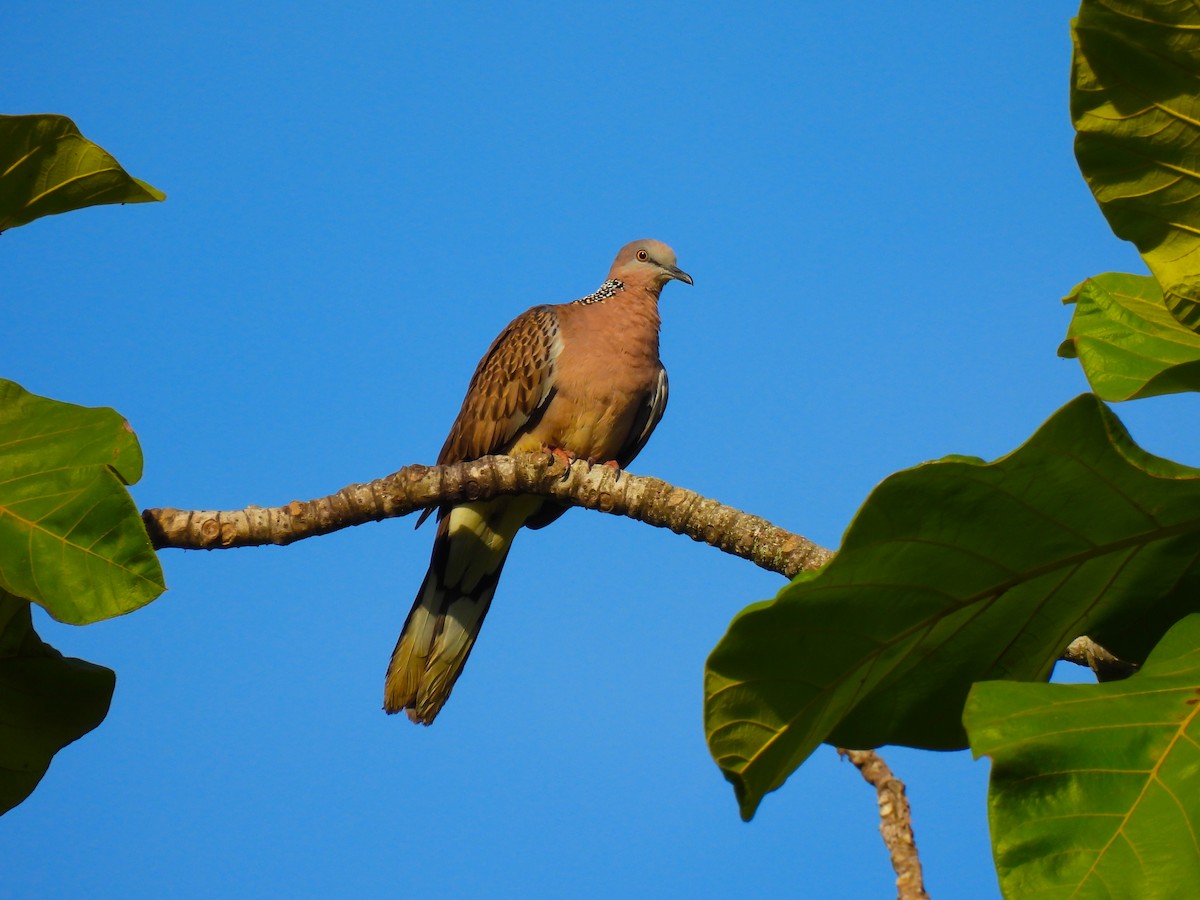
[{"left": 667, "top": 265, "right": 693, "bottom": 285}]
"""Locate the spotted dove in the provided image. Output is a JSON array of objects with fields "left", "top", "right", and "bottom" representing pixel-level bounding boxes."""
[{"left": 384, "top": 239, "right": 692, "bottom": 724}]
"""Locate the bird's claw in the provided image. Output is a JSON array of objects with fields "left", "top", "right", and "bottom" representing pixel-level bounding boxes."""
[
  {"left": 546, "top": 447, "right": 576, "bottom": 479},
  {"left": 586, "top": 457, "right": 623, "bottom": 483}
]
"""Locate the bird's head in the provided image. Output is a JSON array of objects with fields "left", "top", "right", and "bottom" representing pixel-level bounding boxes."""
[{"left": 608, "top": 239, "right": 693, "bottom": 292}]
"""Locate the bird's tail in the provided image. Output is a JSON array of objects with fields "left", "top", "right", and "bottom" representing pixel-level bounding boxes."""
[{"left": 384, "top": 496, "right": 540, "bottom": 724}]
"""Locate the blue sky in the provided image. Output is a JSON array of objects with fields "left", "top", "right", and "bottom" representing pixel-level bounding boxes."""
[{"left": 6, "top": 3, "right": 1195, "bottom": 897}]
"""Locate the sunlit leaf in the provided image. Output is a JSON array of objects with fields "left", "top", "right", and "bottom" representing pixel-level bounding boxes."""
[
  {"left": 0, "top": 589, "right": 114, "bottom": 815},
  {"left": 1072, "top": 1, "right": 1200, "bottom": 329},
  {"left": 1059, "top": 272, "right": 1200, "bottom": 400},
  {"left": 0, "top": 380, "right": 164, "bottom": 623},
  {"left": 706, "top": 395, "right": 1200, "bottom": 820},
  {"left": 966, "top": 614, "right": 1200, "bottom": 898},
  {"left": 0, "top": 113, "right": 164, "bottom": 232}
]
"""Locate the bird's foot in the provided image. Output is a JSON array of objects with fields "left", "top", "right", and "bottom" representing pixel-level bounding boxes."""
[
  {"left": 586, "top": 457, "right": 624, "bottom": 483},
  {"left": 546, "top": 447, "right": 577, "bottom": 479}
]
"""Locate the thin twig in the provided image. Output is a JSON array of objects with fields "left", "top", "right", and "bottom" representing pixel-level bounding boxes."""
[{"left": 839, "top": 749, "right": 929, "bottom": 900}]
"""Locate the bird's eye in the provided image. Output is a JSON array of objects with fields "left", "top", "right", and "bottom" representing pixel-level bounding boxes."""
[{"left": 636, "top": 249, "right": 649, "bottom": 261}]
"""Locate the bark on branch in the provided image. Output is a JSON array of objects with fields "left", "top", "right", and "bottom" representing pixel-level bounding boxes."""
[
  {"left": 140, "top": 451, "right": 1133, "bottom": 893},
  {"left": 142, "top": 452, "right": 1136, "bottom": 676},
  {"left": 839, "top": 749, "right": 929, "bottom": 900},
  {"left": 142, "top": 452, "right": 834, "bottom": 578}
]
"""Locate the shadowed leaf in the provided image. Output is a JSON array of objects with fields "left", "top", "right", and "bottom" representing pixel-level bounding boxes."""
[
  {"left": 1072, "top": 1, "right": 1200, "bottom": 329},
  {"left": 0, "top": 380, "right": 164, "bottom": 623},
  {"left": 0, "top": 589, "right": 114, "bottom": 815},
  {"left": 966, "top": 614, "right": 1200, "bottom": 898},
  {"left": 0, "top": 113, "right": 164, "bottom": 232},
  {"left": 1060, "top": 272, "right": 1200, "bottom": 400},
  {"left": 706, "top": 395, "right": 1200, "bottom": 820}
]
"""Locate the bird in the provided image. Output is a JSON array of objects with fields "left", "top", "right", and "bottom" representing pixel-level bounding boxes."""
[{"left": 384, "top": 239, "right": 692, "bottom": 724}]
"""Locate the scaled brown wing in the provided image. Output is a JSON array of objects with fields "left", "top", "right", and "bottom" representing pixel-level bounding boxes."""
[
  {"left": 437, "top": 305, "right": 561, "bottom": 465},
  {"left": 415, "top": 306, "right": 560, "bottom": 529}
]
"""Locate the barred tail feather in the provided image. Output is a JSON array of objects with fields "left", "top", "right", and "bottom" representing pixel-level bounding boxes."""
[
  {"left": 384, "top": 497, "right": 539, "bottom": 724},
  {"left": 383, "top": 556, "right": 506, "bottom": 724}
]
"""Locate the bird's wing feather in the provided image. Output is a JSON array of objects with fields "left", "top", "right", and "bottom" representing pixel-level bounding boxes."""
[
  {"left": 437, "top": 305, "right": 562, "bottom": 465},
  {"left": 615, "top": 363, "right": 668, "bottom": 467},
  {"left": 415, "top": 306, "right": 561, "bottom": 530}
]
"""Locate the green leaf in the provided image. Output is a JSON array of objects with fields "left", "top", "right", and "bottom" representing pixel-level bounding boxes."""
[
  {"left": 1072, "top": 1, "right": 1200, "bottom": 330},
  {"left": 0, "top": 380, "right": 164, "bottom": 624},
  {"left": 1059, "top": 272, "right": 1200, "bottom": 400},
  {"left": 965, "top": 614, "right": 1200, "bottom": 898},
  {"left": 705, "top": 395, "right": 1200, "bottom": 820},
  {"left": 0, "top": 589, "right": 114, "bottom": 815},
  {"left": 0, "top": 113, "right": 164, "bottom": 232}
]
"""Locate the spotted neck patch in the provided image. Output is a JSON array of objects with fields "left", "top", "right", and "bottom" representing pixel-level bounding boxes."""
[{"left": 572, "top": 279, "right": 624, "bottom": 305}]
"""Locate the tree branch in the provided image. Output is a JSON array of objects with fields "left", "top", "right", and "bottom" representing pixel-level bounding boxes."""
[
  {"left": 143, "top": 453, "right": 1138, "bottom": 677},
  {"left": 142, "top": 452, "right": 834, "bottom": 578},
  {"left": 142, "top": 452, "right": 1136, "bottom": 891},
  {"left": 839, "top": 749, "right": 929, "bottom": 900}
]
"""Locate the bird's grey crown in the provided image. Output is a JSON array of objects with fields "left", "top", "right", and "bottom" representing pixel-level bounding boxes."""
[{"left": 573, "top": 279, "right": 624, "bottom": 305}]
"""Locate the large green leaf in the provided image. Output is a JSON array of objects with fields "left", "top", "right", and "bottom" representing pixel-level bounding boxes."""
[
  {"left": 0, "top": 113, "right": 164, "bottom": 232},
  {"left": 1072, "top": 1, "right": 1200, "bottom": 330},
  {"left": 0, "top": 589, "right": 114, "bottom": 815},
  {"left": 1060, "top": 272, "right": 1200, "bottom": 400},
  {"left": 0, "top": 380, "right": 164, "bottom": 623},
  {"left": 705, "top": 395, "right": 1200, "bottom": 820},
  {"left": 965, "top": 614, "right": 1200, "bottom": 899}
]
